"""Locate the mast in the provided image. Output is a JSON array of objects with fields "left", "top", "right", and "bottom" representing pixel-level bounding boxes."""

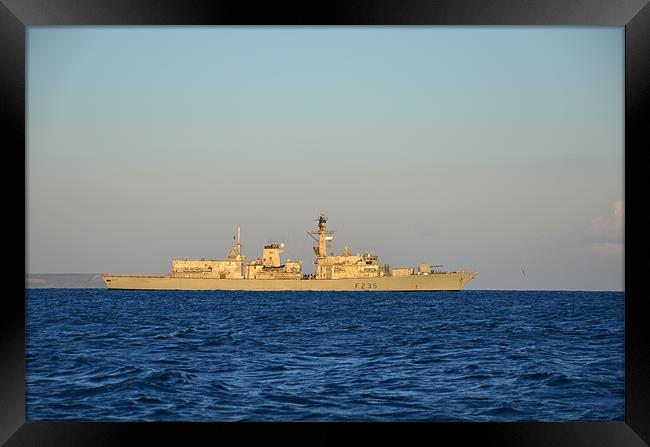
[
  {"left": 237, "top": 225, "right": 241, "bottom": 258},
  {"left": 318, "top": 214, "right": 327, "bottom": 258},
  {"left": 309, "top": 213, "right": 334, "bottom": 259}
]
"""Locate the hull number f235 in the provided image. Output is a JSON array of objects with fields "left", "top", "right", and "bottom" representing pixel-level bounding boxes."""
[{"left": 355, "top": 282, "right": 378, "bottom": 289}]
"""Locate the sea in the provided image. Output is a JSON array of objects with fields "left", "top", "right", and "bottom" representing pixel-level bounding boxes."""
[{"left": 25, "top": 289, "right": 624, "bottom": 421}]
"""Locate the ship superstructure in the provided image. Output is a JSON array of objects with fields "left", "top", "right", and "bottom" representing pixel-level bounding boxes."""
[
  {"left": 103, "top": 213, "right": 477, "bottom": 291},
  {"left": 310, "top": 213, "right": 384, "bottom": 280}
]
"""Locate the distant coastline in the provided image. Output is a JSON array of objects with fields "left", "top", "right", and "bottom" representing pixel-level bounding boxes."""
[{"left": 26, "top": 274, "right": 106, "bottom": 289}]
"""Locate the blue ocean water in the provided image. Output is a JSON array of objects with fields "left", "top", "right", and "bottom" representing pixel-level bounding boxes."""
[{"left": 26, "top": 289, "right": 624, "bottom": 421}]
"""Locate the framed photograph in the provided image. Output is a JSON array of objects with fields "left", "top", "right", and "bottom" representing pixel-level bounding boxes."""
[{"left": 5, "top": 0, "right": 649, "bottom": 445}]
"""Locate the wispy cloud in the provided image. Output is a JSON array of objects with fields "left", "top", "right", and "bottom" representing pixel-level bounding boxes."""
[
  {"left": 588, "top": 201, "right": 623, "bottom": 258},
  {"left": 592, "top": 242, "right": 623, "bottom": 258},
  {"left": 588, "top": 201, "right": 623, "bottom": 239}
]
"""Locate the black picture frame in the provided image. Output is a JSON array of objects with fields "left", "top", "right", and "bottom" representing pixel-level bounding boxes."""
[{"left": 4, "top": 0, "right": 649, "bottom": 445}]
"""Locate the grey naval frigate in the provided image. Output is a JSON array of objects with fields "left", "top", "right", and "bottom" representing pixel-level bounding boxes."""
[{"left": 103, "top": 214, "right": 477, "bottom": 291}]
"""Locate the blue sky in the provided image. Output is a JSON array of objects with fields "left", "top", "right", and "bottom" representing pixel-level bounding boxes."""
[{"left": 27, "top": 27, "right": 624, "bottom": 290}]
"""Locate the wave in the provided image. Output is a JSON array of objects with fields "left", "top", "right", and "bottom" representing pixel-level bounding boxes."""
[{"left": 26, "top": 289, "right": 624, "bottom": 421}]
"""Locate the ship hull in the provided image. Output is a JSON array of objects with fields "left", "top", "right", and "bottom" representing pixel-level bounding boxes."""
[{"left": 102, "top": 272, "right": 477, "bottom": 291}]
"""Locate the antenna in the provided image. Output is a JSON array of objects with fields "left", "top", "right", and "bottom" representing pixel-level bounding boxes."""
[{"left": 237, "top": 225, "right": 241, "bottom": 258}]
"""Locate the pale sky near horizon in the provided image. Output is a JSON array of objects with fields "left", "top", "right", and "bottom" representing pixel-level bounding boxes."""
[{"left": 27, "top": 27, "right": 624, "bottom": 290}]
